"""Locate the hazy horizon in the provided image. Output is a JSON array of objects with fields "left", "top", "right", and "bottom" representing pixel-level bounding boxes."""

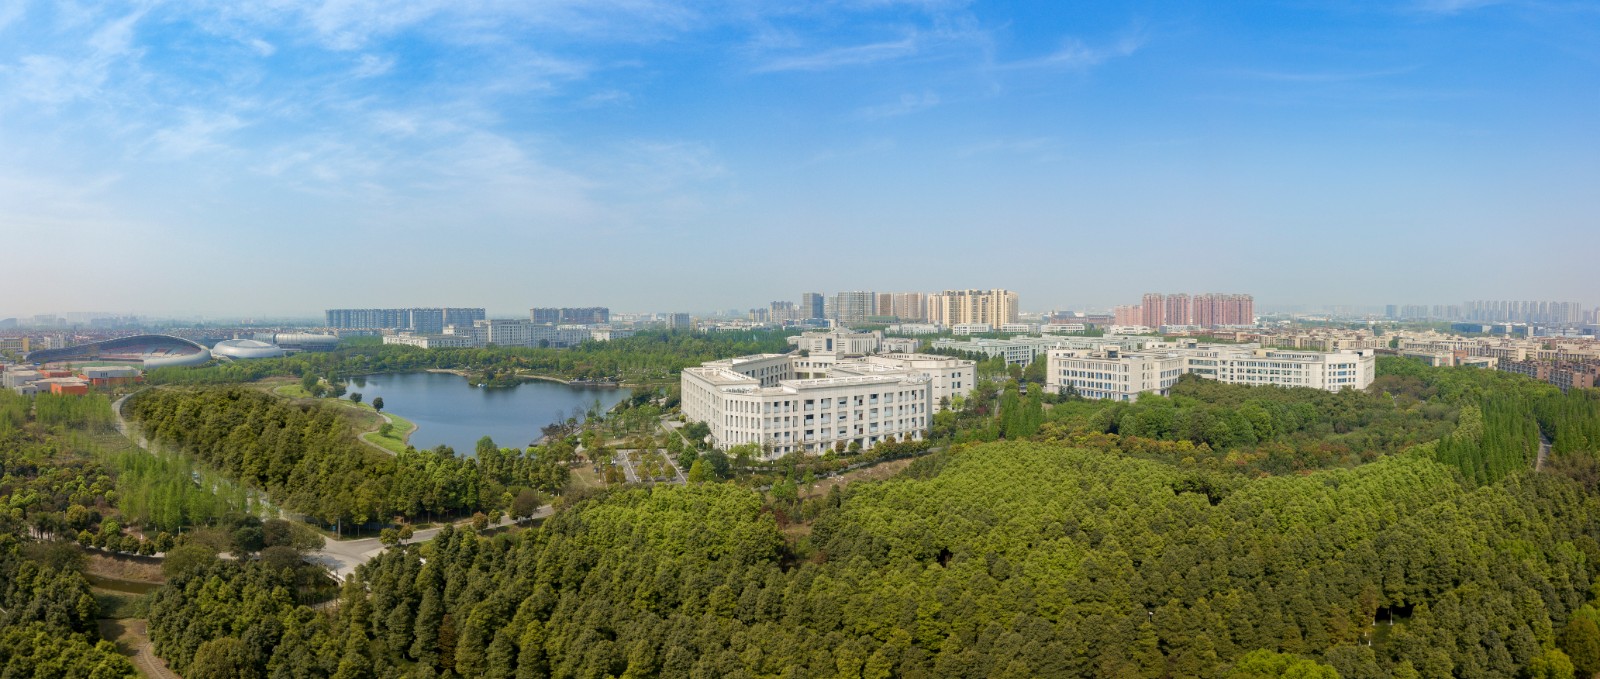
[{"left": 4, "top": 2, "right": 1597, "bottom": 317}]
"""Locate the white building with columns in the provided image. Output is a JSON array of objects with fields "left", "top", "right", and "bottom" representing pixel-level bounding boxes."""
[{"left": 681, "top": 352, "right": 974, "bottom": 457}]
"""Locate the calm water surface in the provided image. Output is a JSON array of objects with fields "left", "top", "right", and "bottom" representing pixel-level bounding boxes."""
[{"left": 349, "top": 372, "right": 628, "bottom": 453}]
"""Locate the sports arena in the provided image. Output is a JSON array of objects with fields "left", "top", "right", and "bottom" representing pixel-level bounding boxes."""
[{"left": 25, "top": 334, "right": 213, "bottom": 368}]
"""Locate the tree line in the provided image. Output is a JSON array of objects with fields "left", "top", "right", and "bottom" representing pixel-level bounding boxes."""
[
  {"left": 137, "top": 437, "right": 1600, "bottom": 677},
  {"left": 124, "top": 387, "right": 573, "bottom": 530},
  {"left": 144, "top": 328, "right": 800, "bottom": 386}
]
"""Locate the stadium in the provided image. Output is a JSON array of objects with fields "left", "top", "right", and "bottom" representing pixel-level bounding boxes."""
[
  {"left": 25, "top": 334, "right": 212, "bottom": 368},
  {"left": 211, "top": 339, "right": 287, "bottom": 360}
]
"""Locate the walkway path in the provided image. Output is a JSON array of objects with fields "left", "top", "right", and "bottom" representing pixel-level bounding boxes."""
[
  {"left": 305, "top": 507, "right": 552, "bottom": 582},
  {"left": 99, "top": 619, "right": 179, "bottom": 679},
  {"left": 1538, "top": 434, "right": 1551, "bottom": 472}
]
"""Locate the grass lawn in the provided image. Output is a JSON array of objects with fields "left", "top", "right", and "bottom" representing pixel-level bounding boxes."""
[
  {"left": 362, "top": 410, "right": 417, "bottom": 455},
  {"left": 261, "top": 379, "right": 418, "bottom": 454},
  {"left": 273, "top": 384, "right": 312, "bottom": 398},
  {"left": 567, "top": 464, "right": 606, "bottom": 492}
]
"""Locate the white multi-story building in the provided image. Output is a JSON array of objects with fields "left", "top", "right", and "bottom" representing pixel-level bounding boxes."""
[
  {"left": 880, "top": 337, "right": 920, "bottom": 353},
  {"left": 887, "top": 323, "right": 942, "bottom": 335},
  {"left": 951, "top": 323, "right": 993, "bottom": 335},
  {"left": 383, "top": 333, "right": 476, "bottom": 349},
  {"left": 1041, "top": 323, "right": 1087, "bottom": 334},
  {"left": 589, "top": 327, "right": 634, "bottom": 342},
  {"left": 1047, "top": 347, "right": 1189, "bottom": 401},
  {"left": 858, "top": 354, "right": 975, "bottom": 408},
  {"left": 789, "top": 329, "right": 880, "bottom": 357},
  {"left": 1000, "top": 323, "right": 1041, "bottom": 334},
  {"left": 930, "top": 335, "right": 1154, "bottom": 366},
  {"left": 680, "top": 352, "right": 975, "bottom": 457},
  {"left": 1045, "top": 344, "right": 1377, "bottom": 401}
]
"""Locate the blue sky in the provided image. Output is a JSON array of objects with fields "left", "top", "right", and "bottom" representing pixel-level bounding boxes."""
[{"left": 2, "top": 0, "right": 1597, "bottom": 318}]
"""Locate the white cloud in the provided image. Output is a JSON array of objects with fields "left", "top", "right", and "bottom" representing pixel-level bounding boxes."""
[
  {"left": 351, "top": 53, "right": 394, "bottom": 78},
  {"left": 858, "top": 91, "right": 940, "bottom": 119},
  {"left": 754, "top": 34, "right": 919, "bottom": 72},
  {"left": 146, "top": 110, "right": 247, "bottom": 159},
  {"left": 1414, "top": 0, "right": 1505, "bottom": 14},
  {"left": 997, "top": 32, "right": 1144, "bottom": 71}
]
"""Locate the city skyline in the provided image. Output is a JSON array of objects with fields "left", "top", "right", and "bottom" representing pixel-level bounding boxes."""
[{"left": 3, "top": 2, "right": 1599, "bottom": 316}]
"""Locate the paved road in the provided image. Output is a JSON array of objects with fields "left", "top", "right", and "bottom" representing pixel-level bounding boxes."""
[
  {"left": 1538, "top": 434, "right": 1551, "bottom": 471},
  {"left": 306, "top": 506, "right": 552, "bottom": 582}
]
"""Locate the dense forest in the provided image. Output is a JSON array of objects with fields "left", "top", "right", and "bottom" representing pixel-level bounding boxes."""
[
  {"left": 144, "top": 329, "right": 799, "bottom": 385},
  {"left": 140, "top": 437, "right": 1600, "bottom": 677},
  {"left": 21, "top": 348, "right": 1600, "bottom": 677},
  {"left": 0, "top": 538, "right": 137, "bottom": 676},
  {"left": 124, "top": 387, "right": 573, "bottom": 529}
]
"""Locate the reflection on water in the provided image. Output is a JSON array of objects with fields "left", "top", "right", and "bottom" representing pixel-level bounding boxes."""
[{"left": 349, "top": 372, "right": 628, "bottom": 454}]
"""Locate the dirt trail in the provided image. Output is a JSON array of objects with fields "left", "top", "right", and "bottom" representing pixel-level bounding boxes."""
[{"left": 99, "top": 618, "right": 179, "bottom": 679}]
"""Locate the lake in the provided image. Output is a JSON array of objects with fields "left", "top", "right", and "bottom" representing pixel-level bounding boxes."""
[{"left": 348, "top": 372, "right": 629, "bottom": 453}]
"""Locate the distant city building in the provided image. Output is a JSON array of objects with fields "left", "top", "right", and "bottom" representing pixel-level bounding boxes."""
[
  {"left": 800, "top": 293, "right": 826, "bottom": 320},
  {"left": 832, "top": 291, "right": 877, "bottom": 325},
  {"left": 1464, "top": 300, "right": 1585, "bottom": 324},
  {"left": 326, "top": 308, "right": 486, "bottom": 333},
  {"left": 1129, "top": 293, "right": 1254, "bottom": 328},
  {"left": 530, "top": 307, "right": 610, "bottom": 325},
  {"left": 768, "top": 301, "right": 800, "bottom": 324},
  {"left": 667, "top": 313, "right": 693, "bottom": 330},
  {"left": 927, "top": 289, "right": 1019, "bottom": 327}
]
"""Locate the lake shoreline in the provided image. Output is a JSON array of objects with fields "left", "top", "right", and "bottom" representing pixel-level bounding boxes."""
[
  {"left": 344, "top": 371, "right": 629, "bottom": 453},
  {"left": 420, "top": 367, "right": 634, "bottom": 389}
]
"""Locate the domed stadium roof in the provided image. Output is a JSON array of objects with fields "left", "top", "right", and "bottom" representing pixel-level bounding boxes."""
[
  {"left": 212, "top": 339, "right": 287, "bottom": 360},
  {"left": 25, "top": 334, "right": 212, "bottom": 368}
]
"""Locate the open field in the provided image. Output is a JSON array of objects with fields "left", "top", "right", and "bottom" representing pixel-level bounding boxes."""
[{"left": 798, "top": 456, "right": 916, "bottom": 500}]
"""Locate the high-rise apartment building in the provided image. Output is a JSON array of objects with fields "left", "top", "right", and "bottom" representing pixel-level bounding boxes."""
[
  {"left": 1189, "top": 294, "right": 1254, "bottom": 327},
  {"left": 863, "top": 292, "right": 927, "bottom": 321},
  {"left": 1464, "top": 300, "right": 1584, "bottom": 324},
  {"left": 1164, "top": 294, "right": 1192, "bottom": 326},
  {"left": 1141, "top": 293, "right": 1166, "bottom": 328},
  {"left": 800, "top": 293, "right": 825, "bottom": 320},
  {"left": 833, "top": 291, "right": 878, "bottom": 325},
  {"left": 769, "top": 301, "right": 799, "bottom": 323},
  {"left": 530, "top": 307, "right": 610, "bottom": 325},
  {"left": 1113, "top": 305, "right": 1142, "bottom": 326},
  {"left": 326, "top": 308, "right": 486, "bottom": 332},
  {"left": 927, "top": 289, "right": 1020, "bottom": 326}
]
